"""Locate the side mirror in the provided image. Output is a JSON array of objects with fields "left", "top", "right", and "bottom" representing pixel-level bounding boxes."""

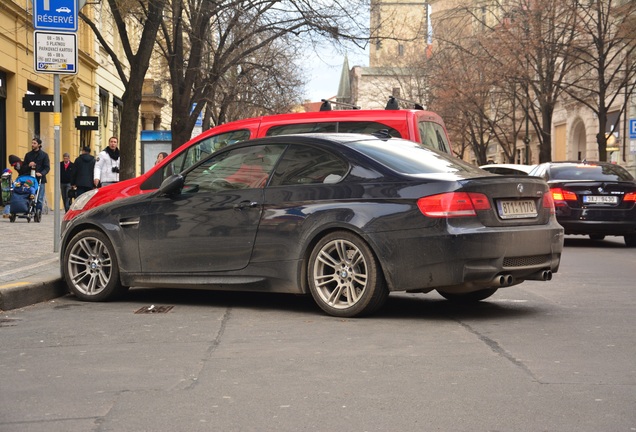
[{"left": 158, "top": 174, "right": 184, "bottom": 196}]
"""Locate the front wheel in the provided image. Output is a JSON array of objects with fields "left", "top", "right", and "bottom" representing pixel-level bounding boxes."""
[
  {"left": 625, "top": 235, "right": 636, "bottom": 248},
  {"left": 307, "top": 231, "right": 388, "bottom": 318},
  {"left": 437, "top": 288, "right": 498, "bottom": 303},
  {"left": 63, "top": 229, "right": 127, "bottom": 301}
]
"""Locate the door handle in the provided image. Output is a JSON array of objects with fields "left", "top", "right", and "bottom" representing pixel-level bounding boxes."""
[{"left": 234, "top": 201, "right": 259, "bottom": 210}]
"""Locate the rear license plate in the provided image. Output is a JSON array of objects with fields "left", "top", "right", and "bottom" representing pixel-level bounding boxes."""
[
  {"left": 497, "top": 199, "right": 537, "bottom": 219},
  {"left": 583, "top": 195, "right": 618, "bottom": 204}
]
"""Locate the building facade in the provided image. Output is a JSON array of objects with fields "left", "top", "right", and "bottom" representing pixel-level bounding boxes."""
[{"left": 0, "top": 0, "right": 170, "bottom": 212}]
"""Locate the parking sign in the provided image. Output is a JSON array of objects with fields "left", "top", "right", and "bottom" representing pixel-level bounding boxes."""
[
  {"left": 630, "top": 119, "right": 636, "bottom": 139},
  {"left": 33, "top": 0, "right": 79, "bottom": 32}
]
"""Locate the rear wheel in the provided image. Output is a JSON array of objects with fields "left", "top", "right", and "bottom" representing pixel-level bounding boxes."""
[
  {"left": 308, "top": 231, "right": 388, "bottom": 318},
  {"left": 9, "top": 213, "right": 16, "bottom": 223},
  {"left": 437, "top": 288, "right": 498, "bottom": 303},
  {"left": 625, "top": 235, "right": 636, "bottom": 248},
  {"left": 34, "top": 209, "right": 41, "bottom": 223},
  {"left": 63, "top": 229, "right": 127, "bottom": 301},
  {"left": 589, "top": 234, "right": 605, "bottom": 241}
]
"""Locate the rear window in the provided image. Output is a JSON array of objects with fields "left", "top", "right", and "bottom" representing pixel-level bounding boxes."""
[
  {"left": 350, "top": 138, "right": 483, "bottom": 175},
  {"left": 266, "top": 122, "right": 402, "bottom": 138},
  {"left": 550, "top": 164, "right": 634, "bottom": 182}
]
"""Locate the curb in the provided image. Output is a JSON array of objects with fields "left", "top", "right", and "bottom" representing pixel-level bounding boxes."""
[{"left": 0, "top": 270, "right": 68, "bottom": 311}]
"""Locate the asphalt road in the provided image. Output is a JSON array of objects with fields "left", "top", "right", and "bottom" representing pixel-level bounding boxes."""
[{"left": 0, "top": 236, "right": 635, "bottom": 432}]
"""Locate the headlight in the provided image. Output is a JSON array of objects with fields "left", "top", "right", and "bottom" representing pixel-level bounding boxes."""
[{"left": 70, "top": 189, "right": 99, "bottom": 211}]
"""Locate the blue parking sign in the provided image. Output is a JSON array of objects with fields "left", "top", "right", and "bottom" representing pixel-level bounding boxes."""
[
  {"left": 630, "top": 119, "right": 636, "bottom": 139},
  {"left": 33, "top": 0, "right": 79, "bottom": 32}
]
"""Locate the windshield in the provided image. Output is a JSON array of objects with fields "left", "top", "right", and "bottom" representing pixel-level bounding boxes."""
[{"left": 550, "top": 164, "right": 634, "bottom": 182}]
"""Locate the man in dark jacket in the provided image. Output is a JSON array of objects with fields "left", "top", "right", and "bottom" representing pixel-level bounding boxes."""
[
  {"left": 21, "top": 138, "right": 50, "bottom": 211},
  {"left": 60, "top": 152, "right": 74, "bottom": 212},
  {"left": 71, "top": 146, "right": 96, "bottom": 197}
]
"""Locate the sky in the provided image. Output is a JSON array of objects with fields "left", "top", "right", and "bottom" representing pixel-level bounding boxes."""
[{"left": 301, "top": 45, "right": 369, "bottom": 103}]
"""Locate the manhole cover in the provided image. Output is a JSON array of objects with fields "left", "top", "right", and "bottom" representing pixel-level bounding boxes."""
[{"left": 134, "top": 305, "right": 174, "bottom": 314}]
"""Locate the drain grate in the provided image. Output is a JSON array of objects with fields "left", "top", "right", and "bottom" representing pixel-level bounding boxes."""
[{"left": 134, "top": 305, "right": 174, "bottom": 314}]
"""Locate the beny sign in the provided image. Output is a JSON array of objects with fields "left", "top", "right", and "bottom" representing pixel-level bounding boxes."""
[{"left": 75, "top": 116, "right": 99, "bottom": 130}]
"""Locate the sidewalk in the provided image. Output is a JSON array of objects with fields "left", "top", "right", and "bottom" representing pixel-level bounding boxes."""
[{"left": 0, "top": 207, "right": 68, "bottom": 311}]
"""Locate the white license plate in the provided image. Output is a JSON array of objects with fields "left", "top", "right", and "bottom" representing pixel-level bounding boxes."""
[
  {"left": 497, "top": 199, "right": 537, "bottom": 219},
  {"left": 583, "top": 195, "right": 618, "bottom": 204}
]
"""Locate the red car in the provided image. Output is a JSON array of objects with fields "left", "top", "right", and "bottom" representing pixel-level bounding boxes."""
[{"left": 65, "top": 108, "right": 453, "bottom": 222}]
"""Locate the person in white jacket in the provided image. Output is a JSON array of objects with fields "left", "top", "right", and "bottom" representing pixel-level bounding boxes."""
[{"left": 94, "top": 136, "right": 120, "bottom": 187}]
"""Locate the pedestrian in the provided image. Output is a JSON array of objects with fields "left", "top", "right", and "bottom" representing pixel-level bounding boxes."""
[
  {"left": 21, "top": 138, "right": 50, "bottom": 212},
  {"left": 60, "top": 152, "right": 74, "bottom": 212},
  {"left": 94, "top": 136, "right": 120, "bottom": 188},
  {"left": 2, "top": 155, "right": 23, "bottom": 217},
  {"left": 71, "top": 146, "right": 96, "bottom": 197},
  {"left": 155, "top": 152, "right": 168, "bottom": 165}
]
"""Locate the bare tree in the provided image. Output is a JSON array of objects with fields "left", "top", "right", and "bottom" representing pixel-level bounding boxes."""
[
  {"left": 561, "top": 0, "right": 636, "bottom": 161},
  {"left": 80, "top": 0, "right": 168, "bottom": 180},
  {"left": 158, "top": 0, "right": 371, "bottom": 149},
  {"left": 429, "top": 0, "right": 579, "bottom": 163},
  {"left": 427, "top": 3, "right": 524, "bottom": 164}
]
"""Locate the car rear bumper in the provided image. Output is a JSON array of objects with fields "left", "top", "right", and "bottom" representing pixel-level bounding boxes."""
[
  {"left": 370, "top": 222, "right": 564, "bottom": 293},
  {"left": 558, "top": 219, "right": 636, "bottom": 236}
]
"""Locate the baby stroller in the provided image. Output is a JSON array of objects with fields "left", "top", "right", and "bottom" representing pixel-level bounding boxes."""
[{"left": 8, "top": 174, "right": 42, "bottom": 223}]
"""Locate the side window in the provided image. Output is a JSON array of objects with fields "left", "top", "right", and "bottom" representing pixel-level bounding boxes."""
[
  {"left": 142, "top": 129, "right": 251, "bottom": 190},
  {"left": 183, "top": 144, "right": 286, "bottom": 193},
  {"left": 163, "top": 129, "right": 251, "bottom": 178},
  {"left": 269, "top": 145, "right": 349, "bottom": 186},
  {"left": 266, "top": 123, "right": 337, "bottom": 136},
  {"left": 418, "top": 121, "right": 450, "bottom": 153},
  {"left": 336, "top": 122, "right": 402, "bottom": 138},
  {"left": 265, "top": 122, "right": 401, "bottom": 138}
]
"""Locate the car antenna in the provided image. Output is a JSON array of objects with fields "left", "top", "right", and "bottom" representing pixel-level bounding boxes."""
[
  {"left": 320, "top": 99, "right": 361, "bottom": 111},
  {"left": 385, "top": 95, "right": 424, "bottom": 110}
]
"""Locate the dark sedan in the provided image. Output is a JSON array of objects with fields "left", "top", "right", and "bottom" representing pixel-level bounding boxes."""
[
  {"left": 529, "top": 161, "right": 636, "bottom": 247},
  {"left": 61, "top": 134, "right": 563, "bottom": 317}
]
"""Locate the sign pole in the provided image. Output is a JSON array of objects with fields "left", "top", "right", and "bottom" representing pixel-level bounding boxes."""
[{"left": 53, "top": 74, "right": 61, "bottom": 252}]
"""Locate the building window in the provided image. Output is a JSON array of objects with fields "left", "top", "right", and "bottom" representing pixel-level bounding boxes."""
[
  {"left": 113, "top": 97, "right": 123, "bottom": 139},
  {"left": 398, "top": 44, "right": 404, "bottom": 56}
]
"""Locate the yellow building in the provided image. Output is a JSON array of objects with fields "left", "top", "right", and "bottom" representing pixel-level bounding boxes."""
[
  {"left": 1, "top": 0, "right": 171, "bottom": 211},
  {"left": 1, "top": 0, "right": 97, "bottom": 211}
]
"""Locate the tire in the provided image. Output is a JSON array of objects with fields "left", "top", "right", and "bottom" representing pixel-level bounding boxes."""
[
  {"left": 589, "top": 234, "right": 605, "bottom": 241},
  {"left": 437, "top": 288, "right": 498, "bottom": 303},
  {"left": 307, "top": 231, "right": 388, "bottom": 318},
  {"left": 63, "top": 229, "right": 127, "bottom": 301},
  {"left": 9, "top": 213, "right": 16, "bottom": 223},
  {"left": 34, "top": 209, "right": 42, "bottom": 223},
  {"left": 625, "top": 235, "right": 636, "bottom": 248}
]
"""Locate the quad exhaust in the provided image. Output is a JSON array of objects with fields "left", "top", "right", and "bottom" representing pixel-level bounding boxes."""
[
  {"left": 525, "top": 270, "right": 553, "bottom": 281},
  {"left": 492, "top": 274, "right": 514, "bottom": 286}
]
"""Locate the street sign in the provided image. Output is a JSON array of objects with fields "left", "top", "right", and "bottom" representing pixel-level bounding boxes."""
[
  {"left": 33, "top": 0, "right": 79, "bottom": 32},
  {"left": 34, "top": 31, "right": 77, "bottom": 74},
  {"left": 630, "top": 119, "right": 636, "bottom": 139}
]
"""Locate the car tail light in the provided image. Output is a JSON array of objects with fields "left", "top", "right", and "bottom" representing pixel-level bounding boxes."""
[
  {"left": 624, "top": 192, "right": 636, "bottom": 202},
  {"left": 417, "top": 192, "right": 491, "bottom": 218},
  {"left": 542, "top": 192, "right": 556, "bottom": 214},
  {"left": 551, "top": 187, "right": 577, "bottom": 206}
]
